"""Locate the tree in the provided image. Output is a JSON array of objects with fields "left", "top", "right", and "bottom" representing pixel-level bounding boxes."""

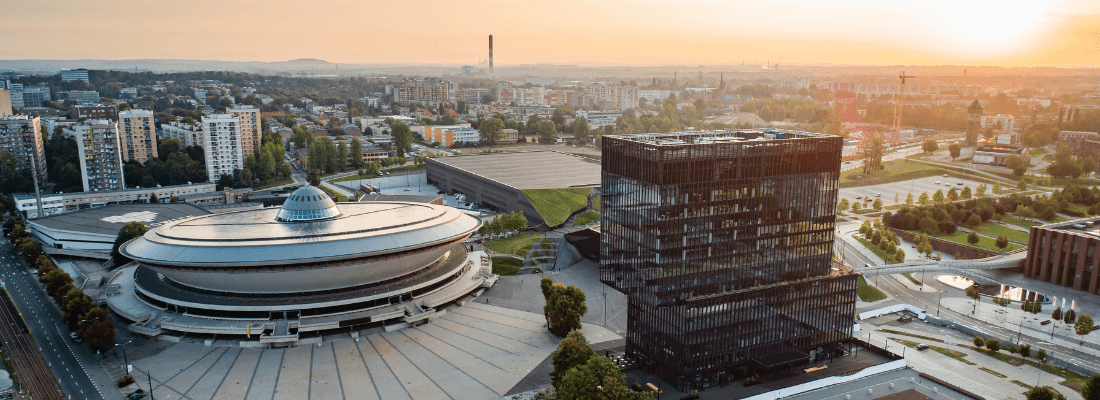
[
  {"left": 61, "top": 287, "right": 93, "bottom": 330},
  {"left": 995, "top": 236, "right": 1009, "bottom": 251},
  {"left": 966, "top": 214, "right": 982, "bottom": 229},
  {"left": 1036, "top": 348, "right": 1048, "bottom": 364},
  {"left": 973, "top": 336, "right": 985, "bottom": 348},
  {"left": 872, "top": 198, "right": 883, "bottom": 211},
  {"left": 1025, "top": 386, "right": 1067, "bottom": 400},
  {"left": 479, "top": 117, "right": 505, "bottom": 147},
  {"left": 541, "top": 277, "right": 588, "bottom": 337},
  {"left": 1006, "top": 155, "right": 1029, "bottom": 177},
  {"left": 349, "top": 138, "right": 363, "bottom": 168},
  {"left": 985, "top": 338, "right": 1000, "bottom": 353},
  {"left": 992, "top": 182, "right": 1002, "bottom": 194},
  {"left": 933, "top": 189, "right": 945, "bottom": 203},
  {"left": 1020, "top": 344, "right": 1032, "bottom": 359},
  {"left": 556, "top": 356, "right": 652, "bottom": 400},
  {"left": 948, "top": 143, "right": 962, "bottom": 160},
  {"left": 111, "top": 221, "right": 147, "bottom": 266},
  {"left": 906, "top": 192, "right": 914, "bottom": 205},
  {"left": 918, "top": 192, "right": 929, "bottom": 205},
  {"left": 976, "top": 184, "right": 987, "bottom": 197},
  {"left": 1065, "top": 309, "right": 1077, "bottom": 325},
  {"left": 79, "top": 307, "right": 116, "bottom": 353},
  {"left": 573, "top": 117, "right": 590, "bottom": 145},
  {"left": 966, "top": 284, "right": 981, "bottom": 314},
  {"left": 852, "top": 202, "right": 862, "bottom": 212},
  {"left": 837, "top": 198, "right": 850, "bottom": 212},
  {"left": 922, "top": 139, "right": 939, "bottom": 155},
  {"left": 948, "top": 187, "right": 959, "bottom": 201},
  {"left": 391, "top": 123, "right": 413, "bottom": 157},
  {"left": 1053, "top": 307, "right": 1063, "bottom": 321},
  {"left": 550, "top": 330, "right": 596, "bottom": 389},
  {"left": 536, "top": 120, "right": 558, "bottom": 144},
  {"left": 861, "top": 137, "right": 885, "bottom": 174},
  {"left": 1081, "top": 374, "right": 1100, "bottom": 400},
  {"left": 961, "top": 186, "right": 972, "bottom": 199},
  {"left": 965, "top": 231, "right": 980, "bottom": 246},
  {"left": 1076, "top": 314, "right": 1095, "bottom": 344}
]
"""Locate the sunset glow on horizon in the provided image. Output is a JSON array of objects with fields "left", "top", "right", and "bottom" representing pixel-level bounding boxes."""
[{"left": 1, "top": 0, "right": 1098, "bottom": 67}]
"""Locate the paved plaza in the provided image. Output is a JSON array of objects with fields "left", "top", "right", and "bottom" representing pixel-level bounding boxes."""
[{"left": 125, "top": 301, "right": 618, "bottom": 400}]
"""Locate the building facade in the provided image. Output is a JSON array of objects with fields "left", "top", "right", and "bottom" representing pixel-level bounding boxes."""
[
  {"left": 161, "top": 120, "right": 205, "bottom": 148},
  {"left": 14, "top": 182, "right": 217, "bottom": 218},
  {"left": 600, "top": 130, "right": 856, "bottom": 391},
  {"left": 0, "top": 115, "right": 48, "bottom": 181},
  {"left": 965, "top": 100, "right": 983, "bottom": 146},
  {"left": 575, "top": 109, "right": 623, "bottom": 129},
  {"left": 118, "top": 109, "right": 158, "bottom": 164},
  {"left": 421, "top": 124, "right": 480, "bottom": 146},
  {"left": 980, "top": 114, "right": 1015, "bottom": 132},
  {"left": 394, "top": 81, "right": 456, "bottom": 106},
  {"left": 1024, "top": 218, "right": 1100, "bottom": 295},
  {"left": 69, "top": 104, "right": 118, "bottom": 120},
  {"left": 65, "top": 120, "right": 125, "bottom": 192},
  {"left": 60, "top": 69, "right": 90, "bottom": 83},
  {"left": 202, "top": 114, "right": 244, "bottom": 182},
  {"left": 226, "top": 105, "right": 261, "bottom": 156},
  {"left": 66, "top": 91, "right": 101, "bottom": 105}
]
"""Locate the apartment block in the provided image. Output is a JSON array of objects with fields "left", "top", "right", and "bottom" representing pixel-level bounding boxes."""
[
  {"left": 66, "top": 90, "right": 101, "bottom": 105},
  {"left": 0, "top": 90, "right": 11, "bottom": 117},
  {"left": 60, "top": 69, "right": 90, "bottom": 83},
  {"left": 69, "top": 104, "right": 118, "bottom": 120},
  {"left": 226, "top": 105, "right": 261, "bottom": 156},
  {"left": 420, "top": 124, "right": 480, "bottom": 146},
  {"left": 118, "top": 109, "right": 158, "bottom": 164},
  {"left": 161, "top": 121, "right": 205, "bottom": 148},
  {"left": 64, "top": 120, "right": 125, "bottom": 192},
  {"left": 0, "top": 115, "right": 48, "bottom": 181},
  {"left": 202, "top": 114, "right": 244, "bottom": 182}
]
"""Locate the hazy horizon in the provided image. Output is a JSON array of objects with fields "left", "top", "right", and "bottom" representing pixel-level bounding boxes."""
[{"left": 2, "top": 0, "right": 1099, "bottom": 68}]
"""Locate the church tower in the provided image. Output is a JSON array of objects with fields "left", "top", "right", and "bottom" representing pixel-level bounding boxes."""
[{"left": 965, "top": 100, "right": 983, "bottom": 146}]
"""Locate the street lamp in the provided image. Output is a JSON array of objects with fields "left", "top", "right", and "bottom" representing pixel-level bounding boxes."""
[
  {"left": 1017, "top": 317, "right": 1025, "bottom": 346},
  {"left": 116, "top": 339, "right": 134, "bottom": 371}
]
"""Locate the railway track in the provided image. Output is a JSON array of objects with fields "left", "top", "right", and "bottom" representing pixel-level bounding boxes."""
[{"left": 0, "top": 289, "right": 63, "bottom": 400}]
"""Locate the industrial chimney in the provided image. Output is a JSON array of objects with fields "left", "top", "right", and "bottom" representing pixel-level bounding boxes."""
[{"left": 489, "top": 35, "right": 494, "bottom": 74}]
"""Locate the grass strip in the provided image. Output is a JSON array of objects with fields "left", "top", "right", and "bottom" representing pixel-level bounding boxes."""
[
  {"left": 252, "top": 176, "right": 294, "bottom": 191},
  {"left": 483, "top": 233, "right": 543, "bottom": 257},
  {"left": 902, "top": 273, "right": 922, "bottom": 285},
  {"left": 890, "top": 338, "right": 974, "bottom": 364},
  {"left": 574, "top": 211, "right": 601, "bottom": 226},
  {"left": 1011, "top": 380, "right": 1032, "bottom": 389},
  {"left": 316, "top": 184, "right": 348, "bottom": 202},
  {"left": 857, "top": 276, "right": 886, "bottom": 302},
  {"left": 491, "top": 257, "right": 522, "bottom": 276},
  {"left": 879, "top": 329, "right": 943, "bottom": 343},
  {"left": 980, "top": 367, "right": 1007, "bottom": 378},
  {"left": 974, "top": 222, "right": 1031, "bottom": 243},
  {"left": 964, "top": 345, "right": 1088, "bottom": 390}
]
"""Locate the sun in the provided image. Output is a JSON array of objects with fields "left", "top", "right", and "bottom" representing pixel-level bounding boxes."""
[{"left": 936, "top": 2, "right": 1051, "bottom": 56}]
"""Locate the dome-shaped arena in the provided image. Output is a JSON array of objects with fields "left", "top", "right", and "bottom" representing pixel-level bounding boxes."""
[{"left": 105, "top": 186, "right": 496, "bottom": 344}]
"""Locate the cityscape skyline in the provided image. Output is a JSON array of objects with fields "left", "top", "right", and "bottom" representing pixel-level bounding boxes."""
[{"left": 1, "top": 0, "right": 1099, "bottom": 67}]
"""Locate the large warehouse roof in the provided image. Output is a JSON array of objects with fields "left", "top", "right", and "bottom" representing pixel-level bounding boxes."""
[
  {"left": 429, "top": 151, "right": 600, "bottom": 189},
  {"left": 29, "top": 203, "right": 210, "bottom": 236}
]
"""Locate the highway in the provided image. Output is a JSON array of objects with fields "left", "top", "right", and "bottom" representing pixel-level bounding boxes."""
[{"left": 0, "top": 242, "right": 106, "bottom": 400}]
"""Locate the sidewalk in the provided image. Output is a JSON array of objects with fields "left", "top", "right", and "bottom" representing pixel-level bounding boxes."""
[{"left": 863, "top": 320, "right": 1082, "bottom": 400}]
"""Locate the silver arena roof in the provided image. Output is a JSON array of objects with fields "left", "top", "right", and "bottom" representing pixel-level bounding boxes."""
[
  {"left": 120, "top": 201, "right": 481, "bottom": 267},
  {"left": 275, "top": 186, "right": 342, "bottom": 221}
]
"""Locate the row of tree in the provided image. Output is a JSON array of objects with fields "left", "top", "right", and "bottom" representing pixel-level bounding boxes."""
[{"left": 477, "top": 212, "right": 530, "bottom": 237}]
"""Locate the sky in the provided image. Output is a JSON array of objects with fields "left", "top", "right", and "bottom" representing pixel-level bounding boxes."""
[{"left": 0, "top": 0, "right": 1098, "bottom": 67}]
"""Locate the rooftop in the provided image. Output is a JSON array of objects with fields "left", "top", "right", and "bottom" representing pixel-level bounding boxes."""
[
  {"left": 428, "top": 151, "right": 600, "bottom": 189},
  {"left": 27, "top": 203, "right": 211, "bottom": 236},
  {"left": 612, "top": 129, "right": 831, "bottom": 146}
]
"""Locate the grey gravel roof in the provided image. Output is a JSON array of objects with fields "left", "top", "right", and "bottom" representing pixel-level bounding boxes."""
[
  {"left": 428, "top": 151, "right": 601, "bottom": 189},
  {"left": 28, "top": 203, "right": 210, "bottom": 236}
]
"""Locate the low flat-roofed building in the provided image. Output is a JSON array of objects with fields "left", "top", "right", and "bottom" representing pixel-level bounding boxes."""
[
  {"left": 971, "top": 145, "right": 1029, "bottom": 166},
  {"left": 1025, "top": 216, "right": 1100, "bottom": 295},
  {"left": 426, "top": 151, "right": 600, "bottom": 226},
  {"left": 13, "top": 182, "right": 218, "bottom": 218},
  {"left": 26, "top": 203, "right": 211, "bottom": 251}
]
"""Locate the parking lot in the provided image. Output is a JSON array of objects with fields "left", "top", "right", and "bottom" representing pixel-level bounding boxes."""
[{"left": 838, "top": 175, "right": 992, "bottom": 208}]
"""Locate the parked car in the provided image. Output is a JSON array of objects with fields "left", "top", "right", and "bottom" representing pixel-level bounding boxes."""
[
  {"left": 875, "top": 193, "right": 881, "bottom": 197},
  {"left": 897, "top": 315, "right": 913, "bottom": 323},
  {"left": 957, "top": 182, "right": 964, "bottom": 186},
  {"left": 1040, "top": 320, "right": 1052, "bottom": 325},
  {"left": 916, "top": 344, "right": 929, "bottom": 350},
  {"left": 943, "top": 174, "right": 948, "bottom": 177},
  {"left": 935, "top": 181, "right": 941, "bottom": 185}
]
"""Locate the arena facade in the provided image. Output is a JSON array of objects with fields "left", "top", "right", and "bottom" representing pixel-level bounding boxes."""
[{"left": 105, "top": 186, "right": 496, "bottom": 345}]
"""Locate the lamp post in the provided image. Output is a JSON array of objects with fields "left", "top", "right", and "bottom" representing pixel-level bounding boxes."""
[
  {"left": 116, "top": 339, "right": 134, "bottom": 372},
  {"left": 937, "top": 291, "right": 942, "bottom": 316}
]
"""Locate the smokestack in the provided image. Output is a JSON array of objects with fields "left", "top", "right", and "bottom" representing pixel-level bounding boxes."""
[{"left": 489, "top": 35, "right": 494, "bottom": 74}]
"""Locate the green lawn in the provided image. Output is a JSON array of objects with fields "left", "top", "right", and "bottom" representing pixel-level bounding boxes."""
[
  {"left": 483, "top": 233, "right": 543, "bottom": 257},
  {"left": 574, "top": 211, "right": 601, "bottom": 225},
  {"left": 1030, "top": 148, "right": 1048, "bottom": 156},
  {"left": 855, "top": 236, "right": 902, "bottom": 264},
  {"left": 857, "top": 276, "right": 886, "bottom": 302},
  {"left": 316, "top": 185, "right": 349, "bottom": 202},
  {"left": 965, "top": 346, "right": 1088, "bottom": 392},
  {"left": 332, "top": 174, "right": 371, "bottom": 183},
  {"left": 491, "top": 257, "right": 523, "bottom": 276},
  {"left": 386, "top": 164, "right": 427, "bottom": 174},
  {"left": 1001, "top": 215, "right": 1042, "bottom": 229},
  {"left": 932, "top": 230, "right": 1023, "bottom": 252},
  {"left": 592, "top": 196, "right": 601, "bottom": 211},
  {"left": 974, "top": 223, "right": 1030, "bottom": 244},
  {"left": 839, "top": 160, "right": 943, "bottom": 187},
  {"left": 522, "top": 188, "right": 590, "bottom": 226},
  {"left": 252, "top": 176, "right": 294, "bottom": 191},
  {"left": 891, "top": 338, "right": 973, "bottom": 364}
]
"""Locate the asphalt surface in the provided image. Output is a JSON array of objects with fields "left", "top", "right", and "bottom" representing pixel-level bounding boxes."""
[
  {"left": 837, "top": 234, "right": 1100, "bottom": 375},
  {"left": 0, "top": 241, "right": 106, "bottom": 400}
]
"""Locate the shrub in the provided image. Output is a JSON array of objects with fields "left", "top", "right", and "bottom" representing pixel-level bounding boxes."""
[
  {"left": 985, "top": 338, "right": 1000, "bottom": 353},
  {"left": 118, "top": 375, "right": 135, "bottom": 387},
  {"left": 973, "top": 336, "right": 985, "bottom": 348}
]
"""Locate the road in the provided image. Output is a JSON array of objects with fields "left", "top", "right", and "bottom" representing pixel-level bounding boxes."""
[
  {"left": 0, "top": 281, "right": 63, "bottom": 400},
  {"left": 0, "top": 242, "right": 106, "bottom": 400},
  {"left": 838, "top": 231, "right": 1100, "bottom": 375}
]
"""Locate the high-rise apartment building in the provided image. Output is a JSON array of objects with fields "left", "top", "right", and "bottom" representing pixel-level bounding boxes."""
[
  {"left": 600, "top": 130, "right": 856, "bottom": 391},
  {"left": 393, "top": 79, "right": 456, "bottom": 106},
  {"left": 226, "top": 105, "right": 260, "bottom": 156},
  {"left": 0, "top": 115, "right": 48, "bottom": 181},
  {"left": 202, "top": 114, "right": 244, "bottom": 182},
  {"left": 65, "top": 120, "right": 125, "bottom": 192},
  {"left": 19, "top": 85, "right": 51, "bottom": 108},
  {"left": 118, "top": 109, "right": 158, "bottom": 164},
  {"left": 584, "top": 83, "right": 639, "bottom": 110},
  {"left": 0, "top": 90, "right": 11, "bottom": 117}
]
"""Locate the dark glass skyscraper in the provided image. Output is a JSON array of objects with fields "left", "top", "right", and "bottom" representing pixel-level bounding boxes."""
[{"left": 600, "top": 130, "right": 857, "bottom": 390}]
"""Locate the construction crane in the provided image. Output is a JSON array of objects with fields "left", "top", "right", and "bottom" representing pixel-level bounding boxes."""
[{"left": 892, "top": 71, "right": 917, "bottom": 131}]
